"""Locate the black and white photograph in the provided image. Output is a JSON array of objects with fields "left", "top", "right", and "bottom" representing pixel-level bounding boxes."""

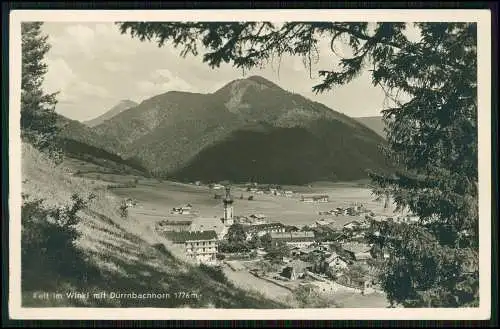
[{"left": 8, "top": 9, "right": 492, "bottom": 320}]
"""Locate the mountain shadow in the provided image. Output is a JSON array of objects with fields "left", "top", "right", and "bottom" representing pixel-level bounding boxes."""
[{"left": 170, "top": 120, "right": 390, "bottom": 185}]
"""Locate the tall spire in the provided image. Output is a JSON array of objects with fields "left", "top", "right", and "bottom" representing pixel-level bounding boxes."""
[
  {"left": 224, "top": 185, "right": 233, "bottom": 205},
  {"left": 223, "top": 185, "right": 234, "bottom": 226}
]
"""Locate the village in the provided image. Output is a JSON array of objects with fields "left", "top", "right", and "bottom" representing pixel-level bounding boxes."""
[{"left": 142, "top": 183, "right": 420, "bottom": 300}]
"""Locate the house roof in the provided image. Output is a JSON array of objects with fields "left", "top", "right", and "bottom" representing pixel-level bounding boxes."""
[
  {"left": 163, "top": 230, "right": 218, "bottom": 243},
  {"left": 343, "top": 221, "right": 361, "bottom": 227},
  {"left": 249, "top": 214, "right": 266, "bottom": 219},
  {"left": 190, "top": 217, "right": 225, "bottom": 235},
  {"left": 244, "top": 222, "right": 285, "bottom": 232},
  {"left": 281, "top": 260, "right": 312, "bottom": 278},
  {"left": 342, "top": 242, "right": 372, "bottom": 254}
]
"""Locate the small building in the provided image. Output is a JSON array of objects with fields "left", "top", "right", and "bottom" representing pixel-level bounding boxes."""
[
  {"left": 342, "top": 242, "right": 373, "bottom": 261},
  {"left": 309, "top": 252, "right": 349, "bottom": 276},
  {"left": 301, "top": 195, "right": 329, "bottom": 203},
  {"left": 249, "top": 213, "right": 266, "bottom": 220},
  {"left": 324, "top": 253, "right": 349, "bottom": 276},
  {"left": 280, "top": 260, "right": 312, "bottom": 280},
  {"left": 125, "top": 198, "right": 137, "bottom": 208},
  {"left": 212, "top": 184, "right": 224, "bottom": 190},
  {"left": 171, "top": 204, "right": 193, "bottom": 215},
  {"left": 316, "top": 219, "right": 331, "bottom": 226},
  {"left": 164, "top": 230, "right": 218, "bottom": 264},
  {"left": 181, "top": 203, "right": 193, "bottom": 210},
  {"left": 343, "top": 221, "right": 362, "bottom": 230}
]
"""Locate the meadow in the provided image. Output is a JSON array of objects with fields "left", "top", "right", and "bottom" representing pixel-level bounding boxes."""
[{"left": 109, "top": 179, "right": 393, "bottom": 227}]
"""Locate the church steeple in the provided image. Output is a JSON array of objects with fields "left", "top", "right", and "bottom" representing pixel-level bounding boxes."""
[{"left": 222, "top": 185, "right": 234, "bottom": 226}]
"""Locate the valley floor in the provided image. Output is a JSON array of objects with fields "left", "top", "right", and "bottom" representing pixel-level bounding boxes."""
[{"left": 104, "top": 176, "right": 393, "bottom": 308}]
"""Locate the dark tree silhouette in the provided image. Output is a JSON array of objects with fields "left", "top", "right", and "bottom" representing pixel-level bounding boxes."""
[{"left": 21, "top": 22, "right": 61, "bottom": 158}]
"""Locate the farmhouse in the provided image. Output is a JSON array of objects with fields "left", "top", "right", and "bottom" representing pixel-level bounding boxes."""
[
  {"left": 171, "top": 204, "right": 192, "bottom": 215},
  {"left": 342, "top": 242, "right": 373, "bottom": 261},
  {"left": 323, "top": 253, "right": 349, "bottom": 276},
  {"left": 270, "top": 231, "right": 315, "bottom": 248},
  {"left": 156, "top": 220, "right": 192, "bottom": 232},
  {"left": 280, "top": 260, "right": 313, "bottom": 280},
  {"left": 166, "top": 230, "right": 218, "bottom": 264},
  {"left": 125, "top": 198, "right": 137, "bottom": 207}
]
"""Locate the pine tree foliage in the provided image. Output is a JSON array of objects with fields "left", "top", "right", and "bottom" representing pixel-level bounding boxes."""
[
  {"left": 21, "top": 22, "right": 61, "bottom": 157},
  {"left": 118, "top": 21, "right": 479, "bottom": 307}
]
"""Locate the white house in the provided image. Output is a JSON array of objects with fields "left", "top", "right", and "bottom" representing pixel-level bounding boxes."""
[
  {"left": 167, "top": 230, "right": 218, "bottom": 264},
  {"left": 323, "top": 252, "right": 349, "bottom": 276}
]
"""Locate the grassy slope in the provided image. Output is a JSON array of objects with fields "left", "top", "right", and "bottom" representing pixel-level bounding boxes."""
[{"left": 21, "top": 143, "right": 286, "bottom": 308}]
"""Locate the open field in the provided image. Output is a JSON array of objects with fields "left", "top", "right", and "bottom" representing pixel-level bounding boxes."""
[
  {"left": 221, "top": 265, "right": 293, "bottom": 302},
  {"left": 110, "top": 180, "right": 395, "bottom": 227}
]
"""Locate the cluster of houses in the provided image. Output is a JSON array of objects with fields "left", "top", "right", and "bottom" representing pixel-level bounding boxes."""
[
  {"left": 269, "top": 238, "right": 382, "bottom": 294},
  {"left": 241, "top": 183, "right": 295, "bottom": 198},
  {"left": 366, "top": 212, "right": 420, "bottom": 224},
  {"left": 318, "top": 203, "right": 368, "bottom": 216},
  {"left": 154, "top": 185, "right": 410, "bottom": 295}
]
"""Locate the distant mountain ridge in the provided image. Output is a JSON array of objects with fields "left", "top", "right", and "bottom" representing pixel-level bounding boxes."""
[
  {"left": 64, "top": 75, "right": 391, "bottom": 184},
  {"left": 83, "top": 100, "right": 138, "bottom": 127},
  {"left": 55, "top": 114, "right": 149, "bottom": 175},
  {"left": 354, "top": 116, "right": 386, "bottom": 138}
]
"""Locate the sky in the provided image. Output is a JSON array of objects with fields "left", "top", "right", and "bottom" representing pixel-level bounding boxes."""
[{"left": 41, "top": 22, "right": 419, "bottom": 122}]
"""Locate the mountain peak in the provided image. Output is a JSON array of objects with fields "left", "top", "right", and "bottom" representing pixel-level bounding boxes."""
[
  {"left": 214, "top": 75, "right": 282, "bottom": 96},
  {"left": 83, "top": 99, "right": 138, "bottom": 127},
  {"left": 245, "top": 75, "right": 280, "bottom": 88}
]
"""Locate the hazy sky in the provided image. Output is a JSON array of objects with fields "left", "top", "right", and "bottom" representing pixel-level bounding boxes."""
[{"left": 41, "top": 22, "right": 418, "bottom": 121}]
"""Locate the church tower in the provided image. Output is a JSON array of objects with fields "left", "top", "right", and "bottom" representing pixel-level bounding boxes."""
[{"left": 222, "top": 185, "right": 234, "bottom": 226}]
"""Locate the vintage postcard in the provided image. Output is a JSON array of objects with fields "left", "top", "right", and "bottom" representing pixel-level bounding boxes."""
[{"left": 8, "top": 9, "right": 492, "bottom": 320}]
